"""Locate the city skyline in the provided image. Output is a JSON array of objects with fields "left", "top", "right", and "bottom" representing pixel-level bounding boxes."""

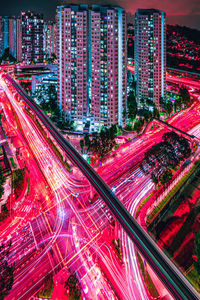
[
  {"left": 0, "top": 0, "right": 199, "bottom": 30},
  {"left": 0, "top": 1, "right": 200, "bottom": 299}
]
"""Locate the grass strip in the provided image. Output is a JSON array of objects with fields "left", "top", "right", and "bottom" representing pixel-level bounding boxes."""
[
  {"left": 38, "top": 276, "right": 54, "bottom": 299},
  {"left": 27, "top": 177, "right": 30, "bottom": 196},
  {"left": 135, "top": 192, "right": 154, "bottom": 218},
  {"left": 187, "top": 267, "right": 200, "bottom": 293},
  {"left": 147, "top": 160, "right": 200, "bottom": 226},
  {"left": 10, "top": 157, "right": 17, "bottom": 169},
  {"left": 137, "top": 252, "right": 160, "bottom": 298}
]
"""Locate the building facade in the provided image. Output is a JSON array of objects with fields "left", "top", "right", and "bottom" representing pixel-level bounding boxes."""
[
  {"left": 44, "top": 21, "right": 56, "bottom": 59},
  {"left": 0, "top": 17, "right": 4, "bottom": 56},
  {"left": 9, "top": 18, "right": 21, "bottom": 60},
  {"left": 0, "top": 17, "right": 9, "bottom": 56},
  {"left": 56, "top": 5, "right": 127, "bottom": 132},
  {"left": 21, "top": 11, "right": 44, "bottom": 64},
  {"left": 134, "top": 9, "right": 166, "bottom": 110},
  {"left": 0, "top": 17, "right": 21, "bottom": 60},
  {"left": 16, "top": 18, "right": 22, "bottom": 61}
]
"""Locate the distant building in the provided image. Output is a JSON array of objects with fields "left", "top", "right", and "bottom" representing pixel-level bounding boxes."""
[
  {"left": 0, "top": 18, "right": 3, "bottom": 56},
  {"left": 56, "top": 4, "right": 127, "bottom": 132},
  {"left": 134, "top": 9, "right": 166, "bottom": 110},
  {"left": 0, "top": 17, "right": 9, "bottom": 55},
  {"left": 0, "top": 17, "right": 21, "bottom": 60},
  {"left": 16, "top": 18, "right": 22, "bottom": 61},
  {"left": 44, "top": 21, "right": 56, "bottom": 59},
  {"left": 9, "top": 18, "right": 21, "bottom": 60},
  {"left": 32, "top": 73, "right": 57, "bottom": 101},
  {"left": 21, "top": 11, "right": 44, "bottom": 64}
]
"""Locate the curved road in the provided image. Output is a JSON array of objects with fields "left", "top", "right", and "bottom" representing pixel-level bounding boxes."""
[{"left": 3, "top": 74, "right": 199, "bottom": 300}]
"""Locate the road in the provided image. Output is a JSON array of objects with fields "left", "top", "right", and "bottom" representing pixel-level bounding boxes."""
[
  {"left": 1, "top": 76, "right": 128, "bottom": 300},
  {"left": 2, "top": 74, "right": 199, "bottom": 300}
]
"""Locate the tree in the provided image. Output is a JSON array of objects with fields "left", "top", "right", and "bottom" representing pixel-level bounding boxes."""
[
  {"left": 65, "top": 273, "right": 81, "bottom": 300},
  {"left": 0, "top": 185, "right": 4, "bottom": 200},
  {"left": 153, "top": 106, "right": 160, "bottom": 119},
  {"left": 56, "top": 119, "right": 74, "bottom": 131},
  {"left": 122, "top": 108, "right": 127, "bottom": 123},
  {"left": 179, "top": 86, "right": 190, "bottom": 107},
  {"left": 160, "top": 97, "right": 165, "bottom": 109},
  {"left": 131, "top": 80, "right": 136, "bottom": 94},
  {"left": 160, "top": 169, "right": 173, "bottom": 185},
  {"left": 45, "top": 53, "right": 57, "bottom": 64},
  {"left": 80, "top": 139, "right": 84, "bottom": 153},
  {"left": 174, "top": 97, "right": 182, "bottom": 112},
  {"left": 194, "top": 230, "right": 200, "bottom": 278},
  {"left": 143, "top": 109, "right": 152, "bottom": 124},
  {"left": 0, "top": 48, "right": 17, "bottom": 63},
  {"left": 133, "top": 118, "right": 144, "bottom": 134},
  {"left": 65, "top": 119, "right": 74, "bottom": 131},
  {"left": 0, "top": 242, "right": 14, "bottom": 299},
  {"left": 90, "top": 125, "right": 117, "bottom": 157},
  {"left": 12, "top": 168, "right": 25, "bottom": 197},
  {"left": 34, "top": 84, "right": 58, "bottom": 117},
  {"left": 141, "top": 131, "right": 191, "bottom": 184},
  {"left": 146, "top": 98, "right": 154, "bottom": 107},
  {"left": 165, "top": 101, "right": 173, "bottom": 116},
  {"left": 163, "top": 131, "right": 191, "bottom": 161},
  {"left": 127, "top": 91, "right": 137, "bottom": 120},
  {"left": 140, "top": 98, "right": 146, "bottom": 109},
  {"left": 0, "top": 166, "right": 5, "bottom": 199},
  {"left": 84, "top": 133, "right": 91, "bottom": 151}
]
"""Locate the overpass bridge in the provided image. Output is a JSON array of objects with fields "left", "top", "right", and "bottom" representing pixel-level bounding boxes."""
[
  {"left": 3, "top": 74, "right": 200, "bottom": 300},
  {"left": 145, "top": 117, "right": 200, "bottom": 145}
]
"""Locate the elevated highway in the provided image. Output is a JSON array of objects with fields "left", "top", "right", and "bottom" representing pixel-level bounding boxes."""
[{"left": 2, "top": 74, "right": 200, "bottom": 300}]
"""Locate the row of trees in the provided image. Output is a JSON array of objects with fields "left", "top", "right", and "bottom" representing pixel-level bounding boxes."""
[
  {"left": 194, "top": 230, "right": 200, "bottom": 280},
  {"left": 0, "top": 166, "right": 5, "bottom": 199},
  {"left": 80, "top": 125, "right": 118, "bottom": 157},
  {"left": 12, "top": 168, "right": 25, "bottom": 198},
  {"left": 0, "top": 48, "right": 17, "bottom": 64},
  {"left": 33, "top": 85, "right": 58, "bottom": 115},
  {"left": 45, "top": 53, "right": 56, "bottom": 64},
  {"left": 125, "top": 82, "right": 137, "bottom": 121},
  {"left": 125, "top": 81, "right": 160, "bottom": 133},
  {"left": 126, "top": 81, "right": 191, "bottom": 133},
  {"left": 0, "top": 242, "right": 14, "bottom": 299},
  {"left": 140, "top": 131, "right": 191, "bottom": 185},
  {"left": 64, "top": 272, "right": 81, "bottom": 300},
  {"left": 164, "top": 86, "right": 191, "bottom": 116},
  {"left": 33, "top": 85, "right": 75, "bottom": 131}
]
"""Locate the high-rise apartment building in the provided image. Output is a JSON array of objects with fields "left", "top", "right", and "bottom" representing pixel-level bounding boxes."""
[
  {"left": 0, "top": 17, "right": 21, "bottom": 60},
  {"left": 44, "top": 21, "right": 56, "bottom": 59},
  {"left": 134, "top": 9, "right": 166, "bottom": 109},
  {"left": 0, "top": 17, "right": 4, "bottom": 56},
  {"left": 16, "top": 18, "right": 22, "bottom": 61},
  {"left": 21, "top": 11, "right": 44, "bottom": 64},
  {"left": 9, "top": 18, "right": 21, "bottom": 60},
  {"left": 56, "top": 4, "right": 127, "bottom": 132},
  {"left": 0, "top": 17, "right": 9, "bottom": 55}
]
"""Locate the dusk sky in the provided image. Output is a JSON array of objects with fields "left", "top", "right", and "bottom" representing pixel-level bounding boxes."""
[{"left": 1, "top": 0, "right": 200, "bottom": 29}]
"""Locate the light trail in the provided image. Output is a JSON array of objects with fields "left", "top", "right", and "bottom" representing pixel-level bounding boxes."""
[{"left": 1, "top": 76, "right": 130, "bottom": 300}]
